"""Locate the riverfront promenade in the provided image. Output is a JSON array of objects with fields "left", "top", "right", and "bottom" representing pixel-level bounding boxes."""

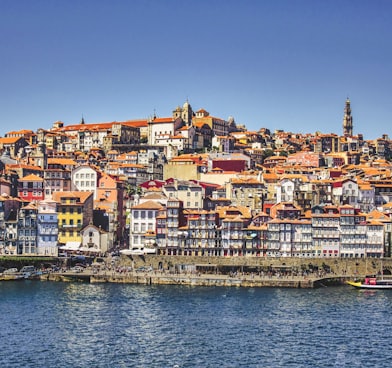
[
  {"left": 42, "top": 268, "right": 352, "bottom": 288},
  {"left": 3, "top": 254, "right": 387, "bottom": 288}
]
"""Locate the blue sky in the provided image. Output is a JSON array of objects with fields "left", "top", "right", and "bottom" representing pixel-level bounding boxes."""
[{"left": 1, "top": 0, "right": 391, "bottom": 139}]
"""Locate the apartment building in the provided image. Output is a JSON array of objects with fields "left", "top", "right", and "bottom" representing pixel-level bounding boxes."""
[
  {"left": 37, "top": 199, "right": 58, "bottom": 256},
  {"left": 52, "top": 191, "right": 94, "bottom": 246},
  {"left": 129, "top": 200, "right": 163, "bottom": 251}
]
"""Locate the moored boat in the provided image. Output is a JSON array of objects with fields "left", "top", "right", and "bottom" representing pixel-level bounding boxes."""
[{"left": 347, "top": 277, "right": 392, "bottom": 289}]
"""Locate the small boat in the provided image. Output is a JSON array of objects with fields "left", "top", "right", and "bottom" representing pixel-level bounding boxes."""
[{"left": 347, "top": 277, "right": 392, "bottom": 289}]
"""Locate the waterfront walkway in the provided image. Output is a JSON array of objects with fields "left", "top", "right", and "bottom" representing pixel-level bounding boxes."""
[{"left": 43, "top": 269, "right": 353, "bottom": 288}]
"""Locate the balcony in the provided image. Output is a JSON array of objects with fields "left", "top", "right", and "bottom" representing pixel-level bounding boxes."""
[{"left": 59, "top": 224, "right": 82, "bottom": 230}]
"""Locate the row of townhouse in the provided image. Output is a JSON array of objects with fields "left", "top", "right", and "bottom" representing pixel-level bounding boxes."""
[
  {"left": 1, "top": 183, "right": 388, "bottom": 259},
  {"left": 0, "top": 191, "right": 111, "bottom": 256},
  {"left": 128, "top": 197, "right": 390, "bottom": 258}
]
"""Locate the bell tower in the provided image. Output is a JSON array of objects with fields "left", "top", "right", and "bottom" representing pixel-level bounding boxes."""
[{"left": 343, "top": 98, "right": 353, "bottom": 136}]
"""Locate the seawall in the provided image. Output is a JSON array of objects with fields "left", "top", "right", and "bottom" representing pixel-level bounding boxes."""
[
  {"left": 127, "top": 255, "right": 392, "bottom": 277},
  {"left": 43, "top": 270, "right": 349, "bottom": 288}
]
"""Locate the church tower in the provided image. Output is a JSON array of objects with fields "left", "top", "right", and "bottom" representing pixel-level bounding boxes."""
[
  {"left": 343, "top": 98, "right": 353, "bottom": 136},
  {"left": 181, "top": 100, "right": 193, "bottom": 125}
]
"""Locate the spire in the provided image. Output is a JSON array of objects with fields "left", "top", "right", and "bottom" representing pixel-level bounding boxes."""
[{"left": 343, "top": 98, "right": 353, "bottom": 136}]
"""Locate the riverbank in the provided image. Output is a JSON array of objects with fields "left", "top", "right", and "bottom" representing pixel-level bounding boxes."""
[
  {"left": 40, "top": 269, "right": 351, "bottom": 288},
  {"left": 1, "top": 254, "right": 381, "bottom": 288}
]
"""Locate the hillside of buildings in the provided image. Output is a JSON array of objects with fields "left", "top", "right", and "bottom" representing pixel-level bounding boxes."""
[{"left": 0, "top": 99, "right": 392, "bottom": 260}]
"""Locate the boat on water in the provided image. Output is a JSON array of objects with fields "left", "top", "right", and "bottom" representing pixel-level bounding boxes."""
[{"left": 347, "top": 276, "right": 392, "bottom": 289}]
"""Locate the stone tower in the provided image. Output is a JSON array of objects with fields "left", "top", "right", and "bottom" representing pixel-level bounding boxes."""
[
  {"left": 172, "top": 100, "right": 193, "bottom": 125},
  {"left": 343, "top": 98, "right": 353, "bottom": 136},
  {"left": 181, "top": 100, "right": 193, "bottom": 125}
]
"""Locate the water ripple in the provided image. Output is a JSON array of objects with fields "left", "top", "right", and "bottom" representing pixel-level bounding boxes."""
[{"left": 1, "top": 282, "right": 392, "bottom": 367}]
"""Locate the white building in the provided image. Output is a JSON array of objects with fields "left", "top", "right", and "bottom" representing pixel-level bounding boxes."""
[
  {"left": 276, "top": 178, "right": 296, "bottom": 203},
  {"left": 80, "top": 224, "right": 109, "bottom": 254},
  {"left": 71, "top": 165, "right": 99, "bottom": 199},
  {"left": 365, "top": 221, "right": 384, "bottom": 258},
  {"left": 129, "top": 200, "right": 163, "bottom": 250}
]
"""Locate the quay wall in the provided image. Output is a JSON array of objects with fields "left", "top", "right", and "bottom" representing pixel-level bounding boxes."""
[
  {"left": 44, "top": 272, "right": 318, "bottom": 288},
  {"left": 128, "top": 255, "right": 392, "bottom": 276}
]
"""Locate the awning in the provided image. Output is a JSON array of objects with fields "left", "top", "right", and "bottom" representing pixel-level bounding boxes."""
[{"left": 59, "top": 242, "right": 81, "bottom": 251}]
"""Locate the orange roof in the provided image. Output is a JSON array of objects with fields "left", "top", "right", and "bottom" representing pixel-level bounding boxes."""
[
  {"left": 0, "top": 137, "right": 24, "bottom": 144},
  {"left": 132, "top": 200, "right": 163, "bottom": 210},
  {"left": 19, "top": 174, "right": 44, "bottom": 182},
  {"left": 52, "top": 191, "right": 93, "bottom": 203},
  {"left": 150, "top": 117, "right": 173, "bottom": 123},
  {"left": 6, "top": 163, "right": 43, "bottom": 171},
  {"left": 47, "top": 158, "right": 77, "bottom": 165},
  {"left": 230, "top": 178, "right": 261, "bottom": 184}
]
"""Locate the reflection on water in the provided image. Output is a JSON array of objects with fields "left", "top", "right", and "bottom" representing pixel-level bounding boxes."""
[{"left": 1, "top": 282, "right": 392, "bottom": 367}]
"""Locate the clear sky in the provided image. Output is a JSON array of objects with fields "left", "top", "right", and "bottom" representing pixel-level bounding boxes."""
[{"left": 1, "top": 0, "right": 391, "bottom": 140}]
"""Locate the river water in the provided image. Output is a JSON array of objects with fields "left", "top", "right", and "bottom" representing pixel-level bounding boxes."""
[{"left": 1, "top": 281, "right": 391, "bottom": 368}]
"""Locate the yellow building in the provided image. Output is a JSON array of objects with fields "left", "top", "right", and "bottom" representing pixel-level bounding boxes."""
[
  {"left": 52, "top": 191, "right": 94, "bottom": 246},
  {"left": 163, "top": 155, "right": 203, "bottom": 181}
]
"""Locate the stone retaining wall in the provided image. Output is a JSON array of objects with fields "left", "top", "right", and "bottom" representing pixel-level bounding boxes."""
[{"left": 129, "top": 254, "right": 392, "bottom": 277}]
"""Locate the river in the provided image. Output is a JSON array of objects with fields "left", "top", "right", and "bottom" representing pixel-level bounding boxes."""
[{"left": 1, "top": 281, "right": 391, "bottom": 367}]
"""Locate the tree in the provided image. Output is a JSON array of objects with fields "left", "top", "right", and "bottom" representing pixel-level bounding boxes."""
[{"left": 125, "top": 183, "right": 142, "bottom": 199}]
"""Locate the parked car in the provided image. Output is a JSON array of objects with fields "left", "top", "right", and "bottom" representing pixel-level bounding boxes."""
[
  {"left": 136, "top": 266, "right": 153, "bottom": 273},
  {"left": 20, "top": 266, "right": 36, "bottom": 273},
  {"left": 3, "top": 268, "right": 18, "bottom": 274}
]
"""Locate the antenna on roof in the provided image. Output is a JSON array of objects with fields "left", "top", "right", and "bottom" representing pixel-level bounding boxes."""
[
  {"left": 81, "top": 115, "right": 85, "bottom": 124},
  {"left": 153, "top": 109, "right": 156, "bottom": 120}
]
